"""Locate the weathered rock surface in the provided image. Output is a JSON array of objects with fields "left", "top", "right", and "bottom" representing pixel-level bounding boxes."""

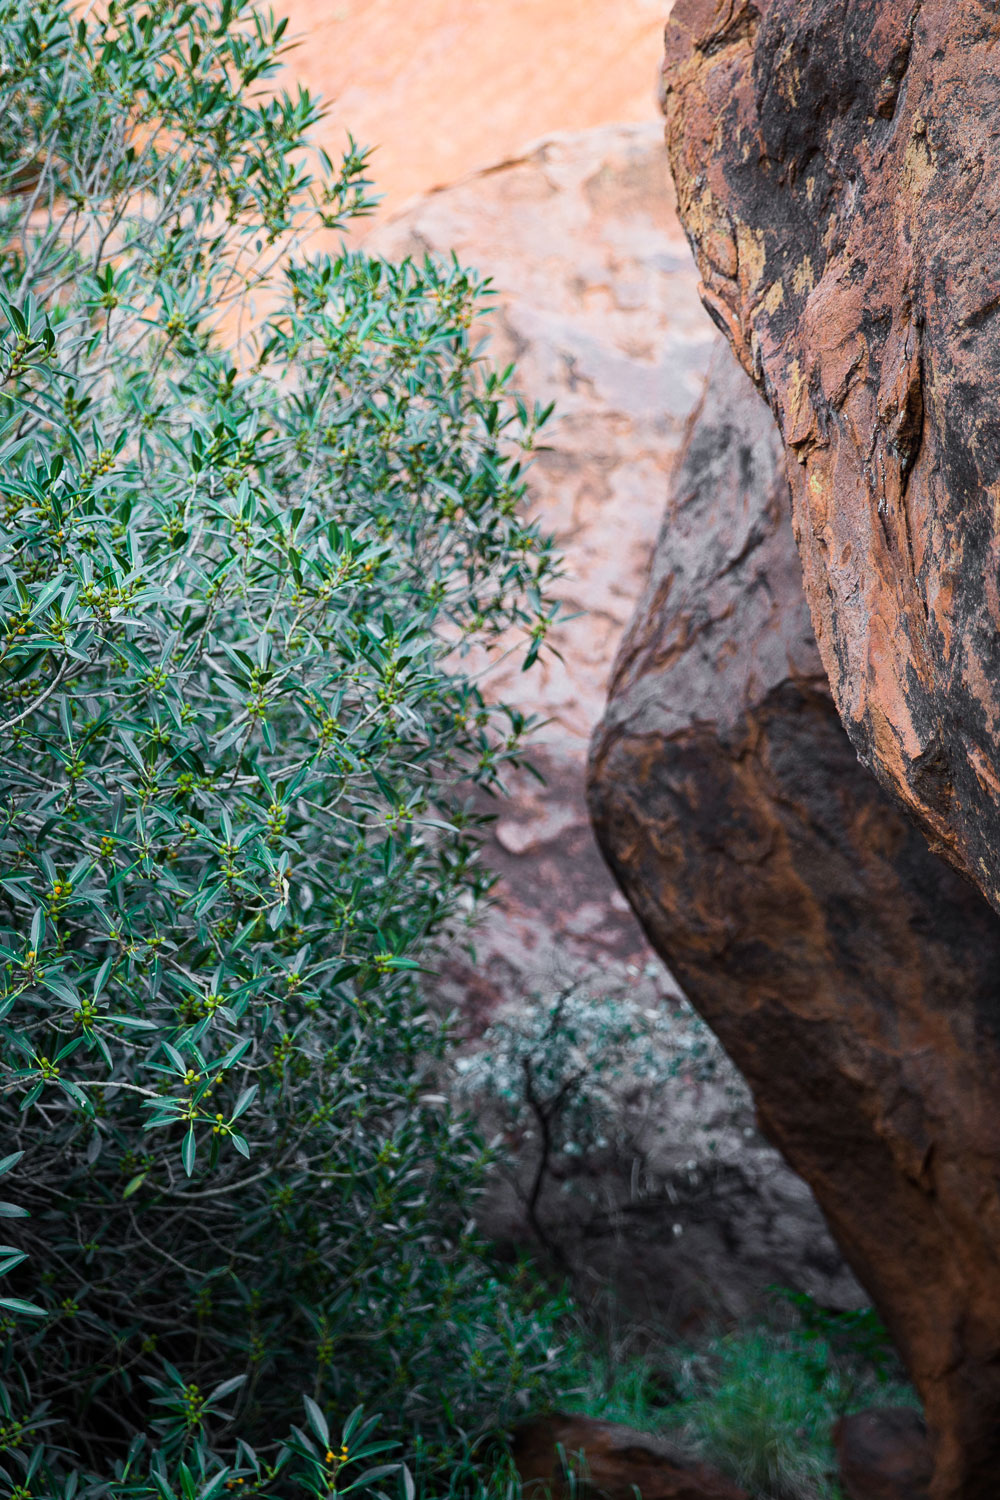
[
  {"left": 835, "top": 1407, "right": 932, "bottom": 1500},
  {"left": 513, "top": 1413, "right": 748, "bottom": 1500},
  {"left": 476, "top": 1030, "right": 864, "bottom": 1332},
  {"left": 369, "top": 129, "right": 861, "bottom": 1326},
  {"left": 661, "top": 0, "right": 1000, "bottom": 913},
  {"left": 588, "top": 345, "right": 1000, "bottom": 1497}
]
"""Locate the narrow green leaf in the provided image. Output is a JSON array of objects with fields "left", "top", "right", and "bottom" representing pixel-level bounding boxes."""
[
  {"left": 302, "top": 1395, "right": 329, "bottom": 1448},
  {"left": 123, "top": 1172, "right": 147, "bottom": 1200},
  {"left": 0, "top": 1296, "right": 46, "bottom": 1318}
]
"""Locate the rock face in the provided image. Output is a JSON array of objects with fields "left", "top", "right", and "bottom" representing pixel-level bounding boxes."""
[
  {"left": 368, "top": 123, "right": 716, "bottom": 1022},
  {"left": 661, "top": 0, "right": 1000, "bottom": 912},
  {"left": 834, "top": 1408, "right": 932, "bottom": 1500},
  {"left": 588, "top": 345, "right": 1000, "bottom": 1498},
  {"left": 512, "top": 1413, "right": 748, "bottom": 1500},
  {"left": 280, "top": 0, "right": 670, "bottom": 235}
]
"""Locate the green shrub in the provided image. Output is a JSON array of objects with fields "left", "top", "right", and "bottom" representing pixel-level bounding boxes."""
[
  {"left": 0, "top": 0, "right": 567, "bottom": 1494},
  {"left": 678, "top": 1331, "right": 838, "bottom": 1499},
  {"left": 561, "top": 1347, "right": 674, "bottom": 1433},
  {"left": 774, "top": 1289, "right": 912, "bottom": 1402},
  {"left": 453, "top": 987, "right": 723, "bottom": 1261}
]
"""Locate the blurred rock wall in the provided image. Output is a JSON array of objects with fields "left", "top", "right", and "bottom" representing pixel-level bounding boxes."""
[
  {"left": 369, "top": 122, "right": 715, "bottom": 1022},
  {"left": 279, "top": 0, "right": 671, "bottom": 231}
]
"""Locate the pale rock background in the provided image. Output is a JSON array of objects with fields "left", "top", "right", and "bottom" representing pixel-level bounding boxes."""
[{"left": 369, "top": 122, "right": 714, "bottom": 1022}]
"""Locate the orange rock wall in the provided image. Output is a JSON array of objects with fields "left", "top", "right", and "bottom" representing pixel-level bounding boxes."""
[{"left": 279, "top": 0, "right": 672, "bottom": 228}]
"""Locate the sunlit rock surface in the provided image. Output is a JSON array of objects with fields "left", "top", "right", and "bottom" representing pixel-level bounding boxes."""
[
  {"left": 280, "top": 0, "right": 669, "bottom": 231},
  {"left": 662, "top": 0, "right": 1000, "bottom": 920}
]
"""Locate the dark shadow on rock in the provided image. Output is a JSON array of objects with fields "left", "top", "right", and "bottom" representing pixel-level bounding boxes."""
[{"left": 835, "top": 1407, "right": 932, "bottom": 1500}]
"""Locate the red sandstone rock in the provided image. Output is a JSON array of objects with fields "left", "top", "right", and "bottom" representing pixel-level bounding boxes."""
[
  {"left": 512, "top": 1413, "right": 747, "bottom": 1500},
  {"left": 835, "top": 1407, "right": 932, "bottom": 1500},
  {"left": 588, "top": 346, "right": 1000, "bottom": 1499},
  {"left": 661, "top": 0, "right": 1000, "bottom": 914}
]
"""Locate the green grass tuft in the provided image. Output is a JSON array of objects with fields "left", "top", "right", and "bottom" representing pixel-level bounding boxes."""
[{"left": 558, "top": 1299, "right": 920, "bottom": 1500}]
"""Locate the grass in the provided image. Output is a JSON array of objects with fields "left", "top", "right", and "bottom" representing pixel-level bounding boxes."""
[
  {"left": 558, "top": 1296, "right": 921, "bottom": 1499},
  {"left": 678, "top": 1330, "right": 841, "bottom": 1498}
]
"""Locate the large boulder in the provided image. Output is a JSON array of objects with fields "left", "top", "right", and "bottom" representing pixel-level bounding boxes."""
[
  {"left": 661, "top": 0, "right": 1000, "bottom": 913},
  {"left": 513, "top": 1413, "right": 748, "bottom": 1500},
  {"left": 834, "top": 1407, "right": 932, "bottom": 1500},
  {"left": 588, "top": 345, "right": 1000, "bottom": 1498}
]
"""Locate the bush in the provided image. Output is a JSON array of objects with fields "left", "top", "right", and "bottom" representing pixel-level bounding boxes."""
[
  {"left": 453, "top": 987, "right": 725, "bottom": 1263},
  {"left": 679, "top": 1331, "right": 838, "bottom": 1499},
  {"left": 0, "top": 1, "right": 568, "bottom": 1494},
  {"left": 678, "top": 1319, "right": 912, "bottom": 1497}
]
